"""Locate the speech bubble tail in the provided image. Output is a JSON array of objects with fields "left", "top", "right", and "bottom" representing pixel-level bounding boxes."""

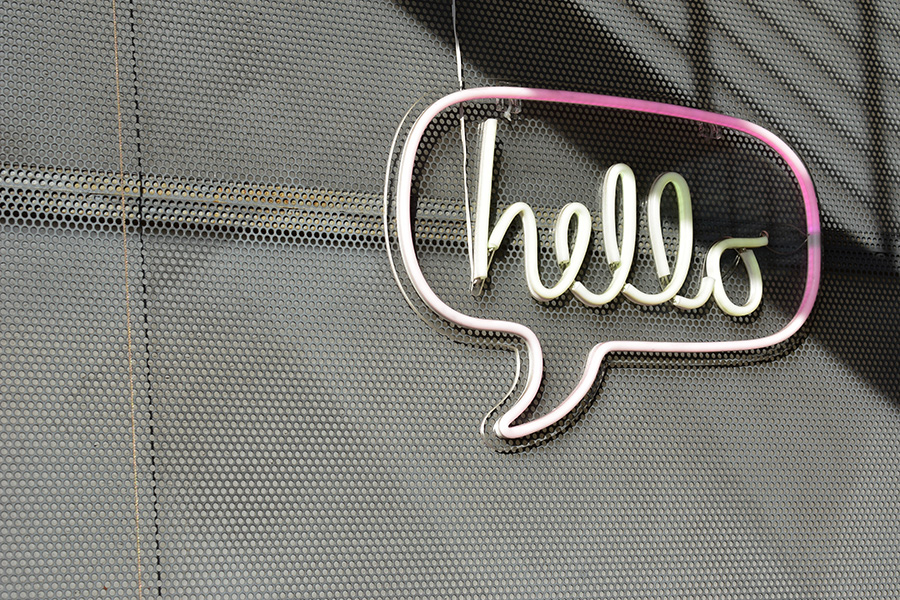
[{"left": 492, "top": 341, "right": 612, "bottom": 440}]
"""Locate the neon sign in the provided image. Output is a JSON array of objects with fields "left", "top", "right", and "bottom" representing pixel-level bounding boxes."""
[{"left": 389, "top": 87, "right": 821, "bottom": 442}]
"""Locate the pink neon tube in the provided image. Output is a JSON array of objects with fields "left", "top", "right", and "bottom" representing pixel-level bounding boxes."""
[{"left": 394, "top": 87, "right": 821, "bottom": 440}]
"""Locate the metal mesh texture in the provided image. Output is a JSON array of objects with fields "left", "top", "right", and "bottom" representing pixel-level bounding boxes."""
[{"left": 2, "top": 1, "right": 899, "bottom": 598}]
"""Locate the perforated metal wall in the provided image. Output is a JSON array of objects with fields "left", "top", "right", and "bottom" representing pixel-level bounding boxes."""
[{"left": 2, "top": 1, "right": 899, "bottom": 598}]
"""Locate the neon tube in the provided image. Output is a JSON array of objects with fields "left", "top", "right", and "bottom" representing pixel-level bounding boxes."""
[
  {"left": 570, "top": 163, "right": 637, "bottom": 307},
  {"left": 707, "top": 235, "right": 769, "bottom": 317},
  {"left": 472, "top": 118, "right": 592, "bottom": 302},
  {"left": 622, "top": 172, "right": 694, "bottom": 306}
]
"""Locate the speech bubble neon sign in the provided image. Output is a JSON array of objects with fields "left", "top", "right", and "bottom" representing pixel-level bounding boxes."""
[{"left": 392, "top": 87, "right": 821, "bottom": 441}]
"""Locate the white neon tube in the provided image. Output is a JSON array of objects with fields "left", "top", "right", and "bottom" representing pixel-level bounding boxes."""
[
  {"left": 484, "top": 201, "right": 591, "bottom": 301},
  {"left": 570, "top": 163, "right": 637, "bottom": 307},
  {"left": 622, "top": 172, "right": 693, "bottom": 306},
  {"left": 471, "top": 118, "right": 498, "bottom": 294},
  {"left": 673, "top": 277, "right": 715, "bottom": 310},
  {"left": 473, "top": 118, "right": 592, "bottom": 302},
  {"left": 706, "top": 235, "right": 768, "bottom": 316}
]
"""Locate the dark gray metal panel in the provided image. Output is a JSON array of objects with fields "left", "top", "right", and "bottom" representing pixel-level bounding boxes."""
[
  {"left": 2, "top": 1, "right": 899, "bottom": 598},
  {"left": 0, "top": 194, "right": 159, "bottom": 598},
  {"left": 0, "top": 0, "right": 140, "bottom": 172}
]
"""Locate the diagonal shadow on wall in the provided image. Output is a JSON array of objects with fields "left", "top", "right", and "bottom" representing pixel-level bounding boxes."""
[{"left": 392, "top": 0, "right": 900, "bottom": 404}]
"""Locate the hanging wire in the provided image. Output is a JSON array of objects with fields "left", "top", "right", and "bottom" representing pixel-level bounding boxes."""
[{"left": 451, "top": 0, "right": 475, "bottom": 283}]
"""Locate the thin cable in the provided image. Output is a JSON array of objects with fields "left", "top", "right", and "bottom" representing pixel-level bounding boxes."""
[
  {"left": 480, "top": 348, "right": 521, "bottom": 441},
  {"left": 451, "top": 0, "right": 464, "bottom": 90},
  {"left": 760, "top": 224, "right": 811, "bottom": 255},
  {"left": 451, "top": 0, "right": 474, "bottom": 282},
  {"left": 111, "top": 1, "right": 144, "bottom": 598},
  {"left": 383, "top": 96, "right": 436, "bottom": 326}
]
